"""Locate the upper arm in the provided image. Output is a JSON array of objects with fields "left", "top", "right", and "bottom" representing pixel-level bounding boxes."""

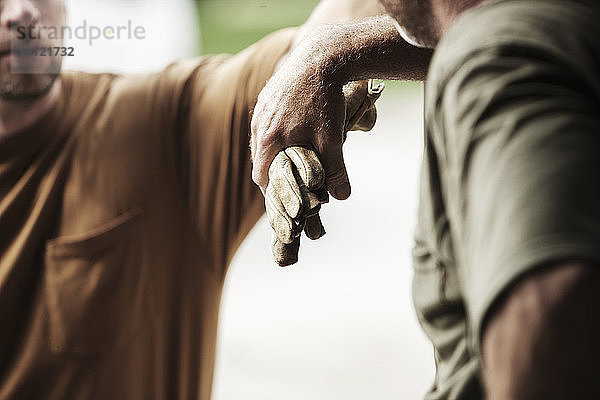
[
  {"left": 426, "top": 0, "right": 600, "bottom": 355},
  {"left": 175, "top": 29, "right": 297, "bottom": 272},
  {"left": 482, "top": 261, "right": 600, "bottom": 399}
]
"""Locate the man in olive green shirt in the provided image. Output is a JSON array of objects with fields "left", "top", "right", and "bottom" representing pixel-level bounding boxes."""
[{"left": 252, "top": 0, "right": 600, "bottom": 398}]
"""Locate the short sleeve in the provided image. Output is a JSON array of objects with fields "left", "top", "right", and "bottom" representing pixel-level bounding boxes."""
[
  {"left": 173, "top": 28, "right": 296, "bottom": 275},
  {"left": 426, "top": 0, "right": 600, "bottom": 354}
]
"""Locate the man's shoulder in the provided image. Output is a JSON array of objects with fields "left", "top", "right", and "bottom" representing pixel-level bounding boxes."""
[
  {"left": 429, "top": 0, "right": 600, "bottom": 91},
  {"left": 425, "top": 0, "right": 600, "bottom": 136},
  {"left": 60, "top": 58, "right": 209, "bottom": 98},
  {"left": 59, "top": 61, "right": 205, "bottom": 117},
  {"left": 61, "top": 70, "right": 119, "bottom": 94}
]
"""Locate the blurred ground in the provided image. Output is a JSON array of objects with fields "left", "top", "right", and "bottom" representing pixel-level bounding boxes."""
[
  {"left": 65, "top": 1, "right": 435, "bottom": 398},
  {"left": 214, "top": 84, "right": 435, "bottom": 400}
]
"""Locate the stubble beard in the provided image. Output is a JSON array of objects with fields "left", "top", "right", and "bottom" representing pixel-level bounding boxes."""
[
  {"left": 0, "top": 48, "right": 62, "bottom": 100},
  {"left": 0, "top": 72, "right": 59, "bottom": 100}
]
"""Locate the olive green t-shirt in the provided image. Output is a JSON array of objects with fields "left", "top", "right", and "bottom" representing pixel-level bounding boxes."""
[
  {"left": 0, "top": 28, "right": 295, "bottom": 400},
  {"left": 415, "top": 0, "right": 600, "bottom": 398}
]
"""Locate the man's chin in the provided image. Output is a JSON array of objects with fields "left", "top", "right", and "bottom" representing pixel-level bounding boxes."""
[
  {"left": 0, "top": 73, "right": 60, "bottom": 100},
  {"left": 392, "top": 19, "right": 436, "bottom": 49},
  {"left": 379, "top": 0, "right": 440, "bottom": 48}
]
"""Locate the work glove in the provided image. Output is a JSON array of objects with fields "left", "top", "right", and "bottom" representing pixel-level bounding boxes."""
[{"left": 266, "top": 79, "right": 384, "bottom": 266}]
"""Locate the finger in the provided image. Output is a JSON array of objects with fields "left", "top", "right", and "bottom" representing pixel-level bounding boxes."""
[
  {"left": 343, "top": 79, "right": 385, "bottom": 133},
  {"left": 319, "top": 145, "right": 351, "bottom": 201},
  {"left": 272, "top": 234, "right": 300, "bottom": 267},
  {"left": 265, "top": 184, "right": 300, "bottom": 244},
  {"left": 284, "top": 147, "right": 329, "bottom": 221},
  {"left": 304, "top": 214, "right": 326, "bottom": 240},
  {"left": 342, "top": 80, "right": 369, "bottom": 132},
  {"left": 314, "top": 186, "right": 329, "bottom": 205},
  {"left": 303, "top": 191, "right": 322, "bottom": 215},
  {"left": 284, "top": 146, "right": 325, "bottom": 191},
  {"left": 269, "top": 151, "right": 303, "bottom": 219},
  {"left": 250, "top": 106, "right": 286, "bottom": 191},
  {"left": 350, "top": 106, "right": 378, "bottom": 132},
  {"left": 250, "top": 100, "right": 268, "bottom": 189},
  {"left": 251, "top": 139, "right": 281, "bottom": 191}
]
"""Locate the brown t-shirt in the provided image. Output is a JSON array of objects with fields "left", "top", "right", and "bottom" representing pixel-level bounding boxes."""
[{"left": 0, "top": 28, "right": 295, "bottom": 400}]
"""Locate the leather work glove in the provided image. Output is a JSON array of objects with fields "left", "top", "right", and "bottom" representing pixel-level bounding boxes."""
[{"left": 266, "top": 79, "right": 384, "bottom": 266}]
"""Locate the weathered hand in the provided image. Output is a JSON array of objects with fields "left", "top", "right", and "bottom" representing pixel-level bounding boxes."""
[
  {"left": 264, "top": 80, "right": 384, "bottom": 266},
  {"left": 251, "top": 36, "right": 351, "bottom": 200}
]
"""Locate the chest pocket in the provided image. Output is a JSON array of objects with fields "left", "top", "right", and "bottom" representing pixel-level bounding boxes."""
[{"left": 44, "top": 210, "right": 148, "bottom": 356}]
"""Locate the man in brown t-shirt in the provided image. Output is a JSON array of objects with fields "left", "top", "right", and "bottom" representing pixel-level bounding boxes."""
[{"left": 0, "top": 0, "right": 413, "bottom": 398}]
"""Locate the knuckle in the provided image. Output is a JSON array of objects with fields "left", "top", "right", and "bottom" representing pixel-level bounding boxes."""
[
  {"left": 325, "top": 164, "right": 346, "bottom": 182},
  {"left": 252, "top": 165, "right": 266, "bottom": 188}
]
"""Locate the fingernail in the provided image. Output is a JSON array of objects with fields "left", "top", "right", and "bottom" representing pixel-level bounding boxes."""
[{"left": 331, "top": 182, "right": 351, "bottom": 199}]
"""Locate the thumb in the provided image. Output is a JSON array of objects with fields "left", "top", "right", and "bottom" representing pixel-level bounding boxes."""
[{"left": 321, "top": 148, "right": 351, "bottom": 200}]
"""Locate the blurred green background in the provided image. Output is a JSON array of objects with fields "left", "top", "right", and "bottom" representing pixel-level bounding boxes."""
[
  {"left": 198, "top": 0, "right": 319, "bottom": 55},
  {"left": 197, "top": 0, "right": 412, "bottom": 91}
]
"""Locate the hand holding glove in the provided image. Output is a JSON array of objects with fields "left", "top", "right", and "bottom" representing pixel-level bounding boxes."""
[{"left": 265, "top": 79, "right": 384, "bottom": 266}]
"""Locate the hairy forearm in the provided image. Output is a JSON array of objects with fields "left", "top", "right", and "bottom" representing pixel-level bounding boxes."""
[
  {"left": 297, "top": 15, "right": 432, "bottom": 82},
  {"left": 293, "top": 0, "right": 385, "bottom": 47}
]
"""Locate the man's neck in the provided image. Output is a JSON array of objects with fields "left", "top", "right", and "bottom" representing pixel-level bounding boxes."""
[{"left": 0, "top": 79, "right": 62, "bottom": 138}]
